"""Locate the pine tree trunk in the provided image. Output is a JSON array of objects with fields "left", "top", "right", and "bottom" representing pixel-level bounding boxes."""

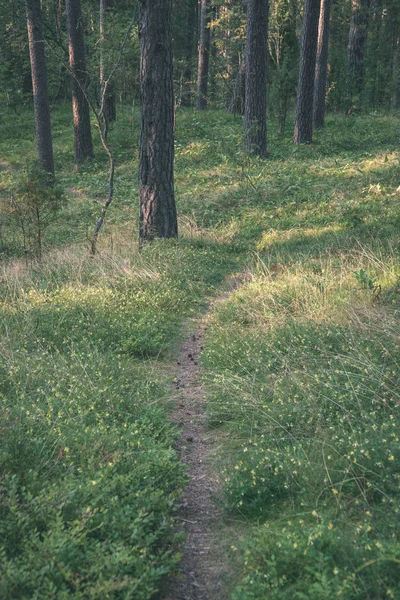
[
  {"left": 347, "top": 0, "right": 370, "bottom": 108},
  {"left": 181, "top": 0, "right": 198, "bottom": 107},
  {"left": 25, "top": 0, "right": 54, "bottom": 175},
  {"left": 393, "top": 33, "right": 400, "bottom": 108},
  {"left": 313, "top": 0, "right": 332, "bottom": 128},
  {"left": 54, "top": 0, "right": 68, "bottom": 101},
  {"left": 229, "top": 59, "right": 246, "bottom": 115},
  {"left": 100, "top": 0, "right": 116, "bottom": 125},
  {"left": 209, "top": 5, "right": 218, "bottom": 104},
  {"left": 244, "top": 0, "right": 269, "bottom": 157},
  {"left": 222, "top": 1, "right": 235, "bottom": 109},
  {"left": 66, "top": 0, "right": 94, "bottom": 164},
  {"left": 294, "top": 0, "right": 321, "bottom": 144},
  {"left": 139, "top": 0, "right": 177, "bottom": 246},
  {"left": 196, "top": 0, "right": 211, "bottom": 110}
]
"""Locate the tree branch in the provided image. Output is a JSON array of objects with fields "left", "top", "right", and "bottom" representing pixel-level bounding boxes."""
[{"left": 44, "top": 9, "right": 137, "bottom": 255}]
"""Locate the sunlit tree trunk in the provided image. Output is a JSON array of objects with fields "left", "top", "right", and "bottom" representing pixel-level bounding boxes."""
[
  {"left": 294, "top": 0, "right": 321, "bottom": 144},
  {"left": 139, "top": 0, "right": 177, "bottom": 245},
  {"left": 244, "top": 0, "right": 269, "bottom": 157},
  {"left": 25, "top": 0, "right": 54, "bottom": 175},
  {"left": 66, "top": 0, "right": 94, "bottom": 164},
  {"left": 196, "top": 0, "right": 211, "bottom": 110},
  {"left": 313, "top": 0, "right": 332, "bottom": 128}
]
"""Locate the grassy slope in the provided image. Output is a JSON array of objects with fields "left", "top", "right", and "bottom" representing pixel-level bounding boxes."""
[
  {"left": 0, "top": 104, "right": 399, "bottom": 598},
  {"left": 199, "top": 114, "right": 400, "bottom": 599}
]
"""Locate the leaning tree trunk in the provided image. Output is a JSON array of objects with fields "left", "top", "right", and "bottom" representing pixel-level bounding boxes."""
[
  {"left": 347, "top": 0, "right": 370, "bottom": 108},
  {"left": 100, "top": 0, "right": 116, "bottom": 126},
  {"left": 196, "top": 0, "right": 211, "bottom": 110},
  {"left": 25, "top": 0, "right": 54, "bottom": 175},
  {"left": 294, "top": 0, "right": 321, "bottom": 144},
  {"left": 244, "top": 0, "right": 269, "bottom": 157},
  {"left": 181, "top": 0, "right": 198, "bottom": 107},
  {"left": 66, "top": 0, "right": 94, "bottom": 164},
  {"left": 313, "top": 0, "right": 332, "bottom": 128},
  {"left": 138, "top": 0, "right": 177, "bottom": 246}
]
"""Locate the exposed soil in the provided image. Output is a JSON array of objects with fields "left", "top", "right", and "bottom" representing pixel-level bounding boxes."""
[
  {"left": 0, "top": 160, "right": 15, "bottom": 171},
  {"left": 163, "top": 276, "right": 248, "bottom": 600}
]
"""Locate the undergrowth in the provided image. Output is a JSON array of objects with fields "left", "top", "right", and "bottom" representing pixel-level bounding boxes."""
[
  {"left": 0, "top": 103, "right": 399, "bottom": 598},
  {"left": 0, "top": 237, "right": 240, "bottom": 598},
  {"left": 200, "top": 117, "right": 400, "bottom": 597}
]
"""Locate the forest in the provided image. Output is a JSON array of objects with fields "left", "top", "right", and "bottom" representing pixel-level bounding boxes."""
[{"left": 0, "top": 0, "right": 399, "bottom": 598}]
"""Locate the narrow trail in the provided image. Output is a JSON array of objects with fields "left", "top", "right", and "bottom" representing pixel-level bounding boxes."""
[{"left": 163, "top": 277, "right": 246, "bottom": 600}]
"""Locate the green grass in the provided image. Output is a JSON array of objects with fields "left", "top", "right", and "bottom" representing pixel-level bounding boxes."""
[
  {"left": 0, "top": 103, "right": 400, "bottom": 598},
  {"left": 198, "top": 116, "right": 400, "bottom": 597},
  {"left": 0, "top": 240, "right": 242, "bottom": 599}
]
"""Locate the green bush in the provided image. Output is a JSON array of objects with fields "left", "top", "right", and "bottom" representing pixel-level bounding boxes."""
[
  {"left": 3, "top": 165, "right": 64, "bottom": 259},
  {"left": 233, "top": 521, "right": 400, "bottom": 600}
]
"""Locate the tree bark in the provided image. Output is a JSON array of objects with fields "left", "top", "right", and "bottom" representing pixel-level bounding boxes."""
[
  {"left": 244, "top": 0, "right": 269, "bottom": 157},
  {"left": 313, "top": 0, "right": 332, "bottom": 128},
  {"left": 347, "top": 0, "right": 370, "bottom": 107},
  {"left": 229, "top": 59, "right": 246, "bottom": 115},
  {"left": 138, "top": 0, "right": 177, "bottom": 246},
  {"left": 294, "top": 0, "right": 321, "bottom": 144},
  {"left": 196, "top": 0, "right": 211, "bottom": 110},
  {"left": 53, "top": 0, "right": 68, "bottom": 101},
  {"left": 209, "top": 5, "right": 218, "bottom": 104},
  {"left": 25, "top": 0, "right": 54, "bottom": 175},
  {"left": 181, "top": 0, "right": 198, "bottom": 107},
  {"left": 66, "top": 0, "right": 94, "bottom": 164},
  {"left": 394, "top": 32, "right": 400, "bottom": 108},
  {"left": 100, "top": 0, "right": 116, "bottom": 126}
]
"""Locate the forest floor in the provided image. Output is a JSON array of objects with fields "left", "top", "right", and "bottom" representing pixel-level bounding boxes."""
[
  {"left": 0, "top": 106, "right": 400, "bottom": 599},
  {"left": 164, "top": 275, "right": 248, "bottom": 600},
  {"left": 165, "top": 318, "right": 226, "bottom": 600}
]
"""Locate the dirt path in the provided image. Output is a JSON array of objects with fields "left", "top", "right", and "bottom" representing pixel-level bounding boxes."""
[{"left": 163, "top": 277, "right": 247, "bottom": 600}]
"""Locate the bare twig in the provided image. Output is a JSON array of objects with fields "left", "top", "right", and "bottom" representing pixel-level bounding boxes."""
[{"left": 44, "top": 8, "right": 137, "bottom": 255}]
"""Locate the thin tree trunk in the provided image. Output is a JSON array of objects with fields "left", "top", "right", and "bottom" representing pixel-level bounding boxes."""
[
  {"left": 393, "top": 32, "right": 400, "bottom": 108},
  {"left": 139, "top": 0, "right": 177, "bottom": 246},
  {"left": 229, "top": 58, "right": 246, "bottom": 115},
  {"left": 100, "top": 0, "right": 116, "bottom": 126},
  {"left": 224, "top": 0, "right": 246, "bottom": 112},
  {"left": 313, "top": 0, "right": 332, "bottom": 128},
  {"left": 196, "top": 0, "right": 211, "bottom": 110},
  {"left": 347, "top": 0, "right": 370, "bottom": 108},
  {"left": 25, "top": 0, "right": 54, "bottom": 175},
  {"left": 244, "top": 0, "right": 269, "bottom": 157},
  {"left": 209, "top": 5, "right": 218, "bottom": 104},
  {"left": 53, "top": 0, "right": 68, "bottom": 101},
  {"left": 223, "top": 0, "right": 234, "bottom": 108},
  {"left": 181, "top": 0, "right": 198, "bottom": 107},
  {"left": 66, "top": 0, "right": 94, "bottom": 164},
  {"left": 294, "top": 0, "right": 321, "bottom": 144}
]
